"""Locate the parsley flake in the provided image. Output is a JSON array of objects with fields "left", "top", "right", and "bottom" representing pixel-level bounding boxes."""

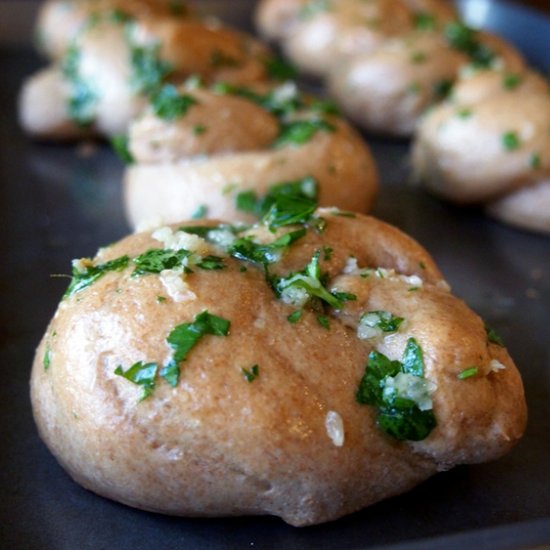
[
  {"left": 242, "top": 364, "right": 260, "bottom": 382},
  {"left": 115, "top": 361, "right": 158, "bottom": 400},
  {"left": 356, "top": 339, "right": 436, "bottom": 441},
  {"left": 317, "top": 315, "right": 330, "bottom": 329},
  {"left": 65, "top": 255, "right": 129, "bottom": 297},
  {"left": 61, "top": 45, "right": 98, "bottom": 126},
  {"left": 457, "top": 366, "right": 478, "bottom": 380},
  {"left": 130, "top": 42, "right": 172, "bottom": 96},
  {"left": 485, "top": 324, "right": 504, "bottom": 346},
  {"left": 287, "top": 310, "right": 302, "bottom": 323},
  {"left": 111, "top": 134, "right": 134, "bottom": 163},
  {"left": 191, "top": 205, "right": 208, "bottom": 219},
  {"left": 43, "top": 347, "right": 51, "bottom": 371},
  {"left": 151, "top": 85, "right": 197, "bottom": 120},
  {"left": 274, "top": 119, "right": 335, "bottom": 148},
  {"left": 502, "top": 131, "right": 521, "bottom": 151},
  {"left": 162, "top": 311, "right": 230, "bottom": 387}
]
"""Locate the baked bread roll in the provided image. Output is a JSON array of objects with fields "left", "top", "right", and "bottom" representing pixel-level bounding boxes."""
[
  {"left": 412, "top": 68, "right": 550, "bottom": 233},
  {"left": 31, "top": 207, "right": 526, "bottom": 526},
  {"left": 327, "top": 26, "right": 524, "bottom": 136},
  {"left": 20, "top": 0, "right": 275, "bottom": 139},
  {"left": 123, "top": 80, "right": 378, "bottom": 229},
  {"left": 256, "top": 0, "right": 526, "bottom": 137}
]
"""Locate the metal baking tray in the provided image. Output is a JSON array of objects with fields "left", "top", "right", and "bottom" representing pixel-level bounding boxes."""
[{"left": 1, "top": 1, "right": 548, "bottom": 548}]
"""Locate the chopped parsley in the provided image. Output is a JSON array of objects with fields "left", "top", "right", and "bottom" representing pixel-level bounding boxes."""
[
  {"left": 156, "top": 295, "right": 167, "bottom": 303},
  {"left": 287, "top": 310, "right": 302, "bottom": 323},
  {"left": 274, "top": 119, "right": 335, "bottom": 147},
  {"left": 229, "top": 228, "right": 306, "bottom": 266},
  {"left": 132, "top": 248, "right": 191, "bottom": 276},
  {"left": 414, "top": 11, "right": 437, "bottom": 30},
  {"left": 115, "top": 361, "right": 158, "bottom": 400},
  {"left": 196, "top": 255, "right": 225, "bottom": 270},
  {"left": 191, "top": 205, "right": 208, "bottom": 219},
  {"left": 151, "top": 84, "right": 197, "bottom": 120},
  {"left": 502, "top": 131, "right": 521, "bottom": 151},
  {"left": 43, "top": 347, "right": 51, "bottom": 371},
  {"left": 444, "top": 22, "right": 495, "bottom": 67},
  {"left": 193, "top": 124, "right": 207, "bottom": 135},
  {"left": 162, "top": 311, "right": 230, "bottom": 386},
  {"left": 131, "top": 247, "right": 225, "bottom": 275},
  {"left": 130, "top": 42, "right": 172, "bottom": 96},
  {"left": 530, "top": 152, "right": 541, "bottom": 169},
  {"left": 61, "top": 45, "right": 98, "bottom": 126},
  {"left": 433, "top": 78, "right": 453, "bottom": 100},
  {"left": 503, "top": 73, "right": 522, "bottom": 90},
  {"left": 263, "top": 57, "right": 298, "bottom": 80},
  {"left": 242, "top": 364, "right": 260, "bottom": 382},
  {"left": 111, "top": 134, "right": 134, "bottom": 163},
  {"left": 358, "top": 311, "right": 404, "bottom": 337},
  {"left": 317, "top": 315, "right": 330, "bottom": 329},
  {"left": 323, "top": 246, "right": 333, "bottom": 261},
  {"left": 457, "top": 107, "right": 473, "bottom": 119},
  {"left": 65, "top": 255, "right": 129, "bottom": 297},
  {"left": 356, "top": 338, "right": 436, "bottom": 441},
  {"left": 274, "top": 250, "right": 343, "bottom": 309},
  {"left": 485, "top": 323, "right": 504, "bottom": 346},
  {"left": 235, "top": 177, "right": 318, "bottom": 226},
  {"left": 457, "top": 366, "right": 478, "bottom": 380}
]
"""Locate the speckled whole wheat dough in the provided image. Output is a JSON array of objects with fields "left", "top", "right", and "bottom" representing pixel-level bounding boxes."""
[{"left": 31, "top": 211, "right": 526, "bottom": 526}]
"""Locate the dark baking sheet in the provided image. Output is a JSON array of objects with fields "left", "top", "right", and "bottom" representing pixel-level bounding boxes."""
[{"left": 1, "top": 1, "right": 549, "bottom": 548}]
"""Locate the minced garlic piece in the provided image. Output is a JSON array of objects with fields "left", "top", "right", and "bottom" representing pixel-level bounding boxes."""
[
  {"left": 489, "top": 359, "right": 506, "bottom": 373},
  {"left": 159, "top": 268, "right": 196, "bottom": 303},
  {"left": 72, "top": 258, "right": 94, "bottom": 274},
  {"left": 152, "top": 226, "right": 210, "bottom": 256},
  {"left": 325, "top": 411, "right": 344, "bottom": 447}
]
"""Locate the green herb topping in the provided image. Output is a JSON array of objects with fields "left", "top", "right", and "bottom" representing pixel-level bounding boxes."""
[
  {"left": 132, "top": 248, "right": 191, "bottom": 276},
  {"left": 151, "top": 84, "right": 197, "bottom": 120},
  {"left": 263, "top": 57, "right": 298, "bottom": 81},
  {"left": 358, "top": 311, "right": 404, "bottom": 339},
  {"left": 457, "top": 366, "right": 478, "bottom": 380},
  {"left": 235, "top": 177, "right": 318, "bottom": 224},
  {"left": 444, "top": 22, "right": 495, "bottom": 67},
  {"left": 111, "top": 134, "right": 134, "bottom": 163},
  {"left": 502, "top": 73, "right": 522, "bottom": 90},
  {"left": 61, "top": 45, "right": 98, "bottom": 126},
  {"left": 530, "top": 152, "right": 541, "bottom": 169},
  {"left": 242, "top": 364, "right": 260, "bottom": 382},
  {"left": 317, "top": 314, "right": 330, "bottom": 329},
  {"left": 162, "top": 311, "right": 230, "bottom": 387},
  {"left": 433, "top": 78, "right": 453, "bottom": 100},
  {"left": 191, "top": 205, "right": 208, "bottom": 219},
  {"left": 502, "top": 131, "right": 521, "bottom": 151},
  {"left": 414, "top": 11, "right": 437, "bottom": 30},
  {"left": 287, "top": 310, "right": 303, "bottom": 323},
  {"left": 457, "top": 107, "right": 473, "bottom": 119},
  {"left": 274, "top": 250, "right": 343, "bottom": 309},
  {"left": 115, "top": 361, "right": 158, "bottom": 400},
  {"left": 65, "top": 256, "right": 129, "bottom": 297},
  {"left": 130, "top": 42, "right": 172, "bottom": 96},
  {"left": 229, "top": 229, "right": 306, "bottom": 266},
  {"left": 485, "top": 323, "right": 504, "bottom": 346},
  {"left": 356, "top": 338, "right": 436, "bottom": 441},
  {"left": 274, "top": 119, "right": 335, "bottom": 147},
  {"left": 43, "top": 347, "right": 51, "bottom": 371}
]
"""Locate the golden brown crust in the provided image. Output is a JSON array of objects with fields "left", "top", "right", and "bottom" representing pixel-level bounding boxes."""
[{"left": 31, "top": 211, "right": 526, "bottom": 526}]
